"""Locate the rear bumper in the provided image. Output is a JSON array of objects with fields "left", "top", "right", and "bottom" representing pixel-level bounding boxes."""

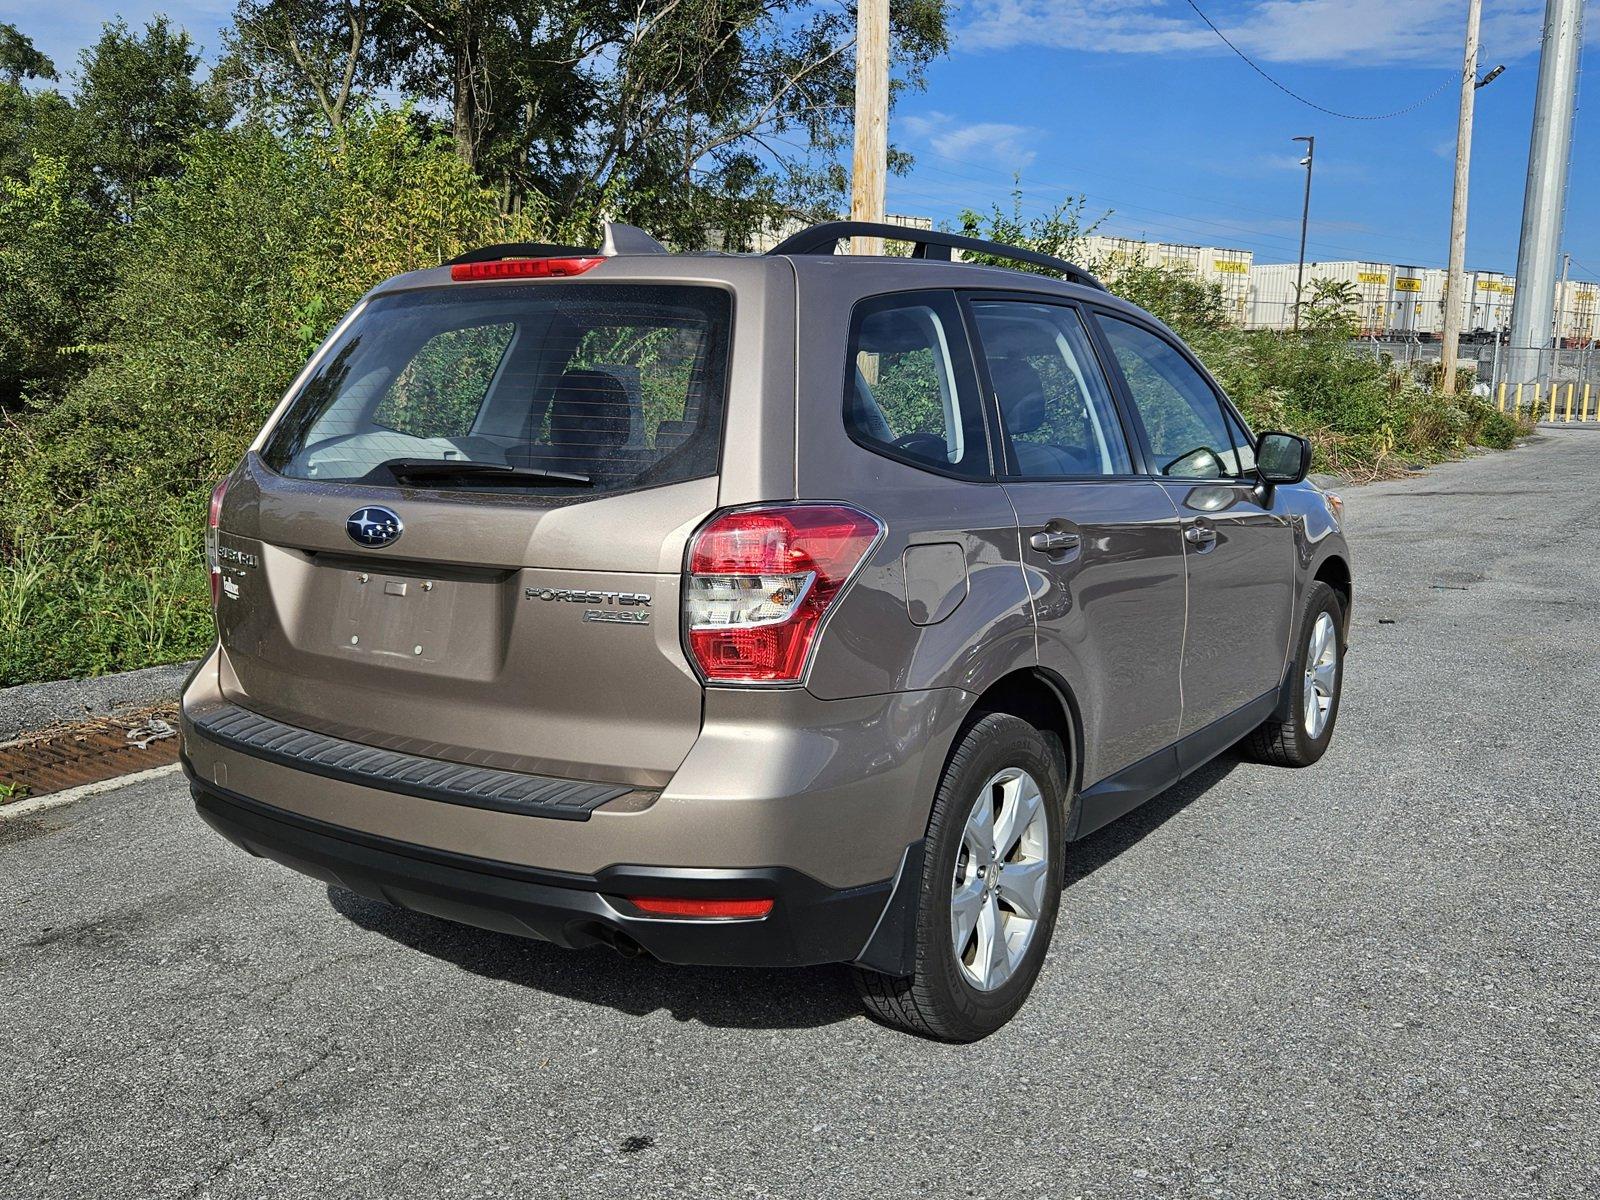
[
  {"left": 181, "top": 645, "right": 969, "bottom": 890},
  {"left": 190, "top": 770, "right": 906, "bottom": 968}
]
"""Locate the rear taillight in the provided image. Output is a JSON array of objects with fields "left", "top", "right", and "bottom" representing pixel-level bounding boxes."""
[
  {"left": 684, "top": 503, "right": 883, "bottom": 684},
  {"left": 449, "top": 257, "right": 603, "bottom": 281},
  {"left": 205, "top": 476, "right": 228, "bottom": 608}
]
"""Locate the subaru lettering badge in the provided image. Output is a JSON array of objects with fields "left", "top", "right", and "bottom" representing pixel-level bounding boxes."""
[{"left": 346, "top": 506, "right": 403, "bottom": 548}]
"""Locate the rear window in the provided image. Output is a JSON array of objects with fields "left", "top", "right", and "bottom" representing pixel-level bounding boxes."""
[{"left": 262, "top": 284, "right": 730, "bottom": 496}]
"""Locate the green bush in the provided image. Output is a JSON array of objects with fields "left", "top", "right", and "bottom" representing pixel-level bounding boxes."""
[{"left": 0, "top": 110, "right": 542, "bottom": 685}]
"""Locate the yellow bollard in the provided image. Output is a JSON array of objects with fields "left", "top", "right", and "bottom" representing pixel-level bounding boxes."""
[
  {"left": 1585, "top": 383, "right": 1593, "bottom": 422},
  {"left": 1565, "top": 383, "right": 1575, "bottom": 422},
  {"left": 1516, "top": 382, "right": 1525, "bottom": 414},
  {"left": 1547, "top": 382, "right": 1558, "bottom": 422},
  {"left": 1498, "top": 382, "right": 1507, "bottom": 412}
]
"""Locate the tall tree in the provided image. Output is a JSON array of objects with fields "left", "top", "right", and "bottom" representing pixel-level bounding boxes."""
[
  {"left": 231, "top": 0, "right": 950, "bottom": 245},
  {"left": 73, "top": 18, "right": 231, "bottom": 216},
  {"left": 224, "top": 0, "right": 381, "bottom": 131},
  {"left": 0, "top": 22, "right": 57, "bottom": 86}
]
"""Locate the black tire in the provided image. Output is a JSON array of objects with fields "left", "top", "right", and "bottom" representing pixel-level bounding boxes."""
[
  {"left": 853, "top": 712, "right": 1067, "bottom": 1042},
  {"left": 1242, "top": 580, "right": 1345, "bottom": 767}
]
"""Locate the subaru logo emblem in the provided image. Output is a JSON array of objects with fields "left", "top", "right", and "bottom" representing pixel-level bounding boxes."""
[{"left": 346, "top": 506, "right": 403, "bottom": 548}]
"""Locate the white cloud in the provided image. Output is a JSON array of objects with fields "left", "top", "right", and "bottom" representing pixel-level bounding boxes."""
[
  {"left": 904, "top": 112, "right": 1044, "bottom": 168},
  {"left": 959, "top": 0, "right": 1545, "bottom": 68}
]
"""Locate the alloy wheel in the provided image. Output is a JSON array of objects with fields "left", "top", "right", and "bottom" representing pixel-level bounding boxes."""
[
  {"left": 950, "top": 767, "right": 1050, "bottom": 991},
  {"left": 1302, "top": 611, "right": 1339, "bottom": 738}
]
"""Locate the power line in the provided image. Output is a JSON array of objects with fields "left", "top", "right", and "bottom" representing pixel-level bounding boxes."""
[
  {"left": 1181, "top": 0, "right": 1454, "bottom": 121},
  {"left": 1566, "top": 255, "right": 1600, "bottom": 282},
  {"left": 897, "top": 151, "right": 1460, "bottom": 265}
]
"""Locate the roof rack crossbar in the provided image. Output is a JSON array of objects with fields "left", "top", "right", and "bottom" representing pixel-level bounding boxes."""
[{"left": 766, "top": 221, "right": 1106, "bottom": 290}]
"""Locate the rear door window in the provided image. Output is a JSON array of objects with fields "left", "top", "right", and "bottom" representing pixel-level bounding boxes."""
[
  {"left": 843, "top": 291, "right": 990, "bottom": 478},
  {"left": 262, "top": 284, "right": 730, "bottom": 496},
  {"left": 969, "top": 299, "right": 1133, "bottom": 477}
]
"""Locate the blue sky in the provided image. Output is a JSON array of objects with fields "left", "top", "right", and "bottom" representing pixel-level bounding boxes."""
[{"left": 6, "top": 0, "right": 1596, "bottom": 281}]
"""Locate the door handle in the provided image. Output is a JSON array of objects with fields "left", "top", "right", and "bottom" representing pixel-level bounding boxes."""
[
  {"left": 1183, "top": 523, "right": 1218, "bottom": 546},
  {"left": 1029, "top": 530, "right": 1082, "bottom": 554}
]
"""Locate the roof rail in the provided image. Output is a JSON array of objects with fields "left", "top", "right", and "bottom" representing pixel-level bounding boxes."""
[
  {"left": 446, "top": 221, "right": 667, "bottom": 267},
  {"left": 766, "top": 220, "right": 1105, "bottom": 291}
]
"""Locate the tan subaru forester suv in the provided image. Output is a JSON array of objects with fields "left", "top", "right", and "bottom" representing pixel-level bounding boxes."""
[{"left": 183, "top": 221, "right": 1351, "bottom": 1040}]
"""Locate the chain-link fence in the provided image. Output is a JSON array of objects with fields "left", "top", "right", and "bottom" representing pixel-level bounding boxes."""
[{"left": 1236, "top": 299, "right": 1600, "bottom": 423}]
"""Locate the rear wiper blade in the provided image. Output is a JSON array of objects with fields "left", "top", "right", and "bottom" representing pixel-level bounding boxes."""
[{"left": 380, "top": 459, "right": 593, "bottom": 488}]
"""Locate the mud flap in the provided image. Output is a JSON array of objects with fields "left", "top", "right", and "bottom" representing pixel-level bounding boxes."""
[{"left": 851, "top": 838, "right": 926, "bottom": 977}]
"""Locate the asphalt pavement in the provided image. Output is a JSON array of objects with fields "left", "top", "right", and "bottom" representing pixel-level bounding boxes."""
[{"left": 3, "top": 430, "right": 1597, "bottom": 1199}]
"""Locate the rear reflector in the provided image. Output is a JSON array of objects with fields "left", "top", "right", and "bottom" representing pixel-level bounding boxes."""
[
  {"left": 449, "top": 256, "right": 603, "bottom": 281},
  {"left": 628, "top": 896, "right": 775, "bottom": 919}
]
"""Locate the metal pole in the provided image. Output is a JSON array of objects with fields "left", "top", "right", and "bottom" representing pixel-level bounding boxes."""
[
  {"left": 1507, "top": 0, "right": 1586, "bottom": 387},
  {"left": 1555, "top": 251, "right": 1571, "bottom": 345},
  {"left": 1442, "top": 0, "right": 1483, "bottom": 397},
  {"left": 849, "top": 0, "right": 888, "bottom": 258},
  {"left": 1292, "top": 137, "right": 1314, "bottom": 331}
]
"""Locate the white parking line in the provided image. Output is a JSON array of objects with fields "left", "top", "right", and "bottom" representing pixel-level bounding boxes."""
[{"left": 0, "top": 762, "right": 183, "bottom": 822}]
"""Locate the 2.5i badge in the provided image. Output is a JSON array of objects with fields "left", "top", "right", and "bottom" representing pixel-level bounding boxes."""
[{"left": 583, "top": 609, "right": 650, "bottom": 625}]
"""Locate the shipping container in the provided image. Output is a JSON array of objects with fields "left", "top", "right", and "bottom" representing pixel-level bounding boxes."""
[
  {"left": 1246, "top": 261, "right": 1392, "bottom": 332},
  {"left": 1555, "top": 280, "right": 1599, "bottom": 345},
  {"left": 1467, "top": 271, "right": 1515, "bottom": 336},
  {"left": 1084, "top": 236, "right": 1255, "bottom": 323}
]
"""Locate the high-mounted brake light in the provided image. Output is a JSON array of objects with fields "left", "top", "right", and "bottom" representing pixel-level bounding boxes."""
[
  {"left": 205, "top": 476, "right": 229, "bottom": 609},
  {"left": 449, "top": 257, "right": 603, "bottom": 282},
  {"left": 629, "top": 896, "right": 775, "bottom": 919},
  {"left": 684, "top": 503, "right": 883, "bottom": 684}
]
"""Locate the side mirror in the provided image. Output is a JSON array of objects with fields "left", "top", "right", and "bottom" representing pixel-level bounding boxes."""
[{"left": 1256, "top": 431, "right": 1312, "bottom": 485}]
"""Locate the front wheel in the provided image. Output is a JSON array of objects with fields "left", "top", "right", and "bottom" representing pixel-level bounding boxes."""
[
  {"left": 1243, "top": 580, "right": 1345, "bottom": 767},
  {"left": 853, "top": 712, "right": 1067, "bottom": 1042}
]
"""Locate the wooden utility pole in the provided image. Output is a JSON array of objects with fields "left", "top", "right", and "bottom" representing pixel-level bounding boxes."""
[
  {"left": 849, "top": 0, "right": 888, "bottom": 257},
  {"left": 1441, "top": 0, "right": 1483, "bottom": 397}
]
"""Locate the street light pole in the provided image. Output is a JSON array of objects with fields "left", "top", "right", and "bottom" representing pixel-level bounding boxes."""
[
  {"left": 1293, "top": 136, "right": 1315, "bottom": 332},
  {"left": 1441, "top": 0, "right": 1483, "bottom": 398},
  {"left": 1506, "top": 0, "right": 1585, "bottom": 389}
]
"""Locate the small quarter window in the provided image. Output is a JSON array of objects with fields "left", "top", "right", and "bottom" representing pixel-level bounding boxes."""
[
  {"left": 844, "top": 291, "right": 989, "bottom": 478},
  {"left": 372, "top": 323, "right": 515, "bottom": 439}
]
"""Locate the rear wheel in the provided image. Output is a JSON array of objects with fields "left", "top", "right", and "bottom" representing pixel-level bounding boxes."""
[
  {"left": 1243, "top": 580, "right": 1345, "bottom": 767},
  {"left": 853, "top": 712, "right": 1066, "bottom": 1042}
]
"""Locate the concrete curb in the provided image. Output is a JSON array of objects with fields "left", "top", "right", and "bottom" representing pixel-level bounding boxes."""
[
  {"left": 0, "top": 762, "right": 183, "bottom": 822},
  {"left": 0, "top": 661, "right": 196, "bottom": 744}
]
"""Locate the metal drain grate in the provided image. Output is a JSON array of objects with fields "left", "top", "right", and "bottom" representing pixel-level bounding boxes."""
[{"left": 0, "top": 710, "right": 180, "bottom": 803}]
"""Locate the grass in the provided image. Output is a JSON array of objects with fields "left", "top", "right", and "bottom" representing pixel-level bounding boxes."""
[{"left": 0, "top": 519, "right": 212, "bottom": 687}]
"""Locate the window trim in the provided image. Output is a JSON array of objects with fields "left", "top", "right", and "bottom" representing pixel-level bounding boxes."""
[
  {"left": 1087, "top": 307, "right": 1260, "bottom": 485},
  {"left": 958, "top": 290, "right": 1150, "bottom": 483},
  {"left": 839, "top": 288, "right": 997, "bottom": 483}
]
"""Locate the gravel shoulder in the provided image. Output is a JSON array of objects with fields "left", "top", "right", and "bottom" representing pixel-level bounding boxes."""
[
  {"left": 2, "top": 432, "right": 1596, "bottom": 1199},
  {"left": 0, "top": 662, "right": 194, "bottom": 744}
]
